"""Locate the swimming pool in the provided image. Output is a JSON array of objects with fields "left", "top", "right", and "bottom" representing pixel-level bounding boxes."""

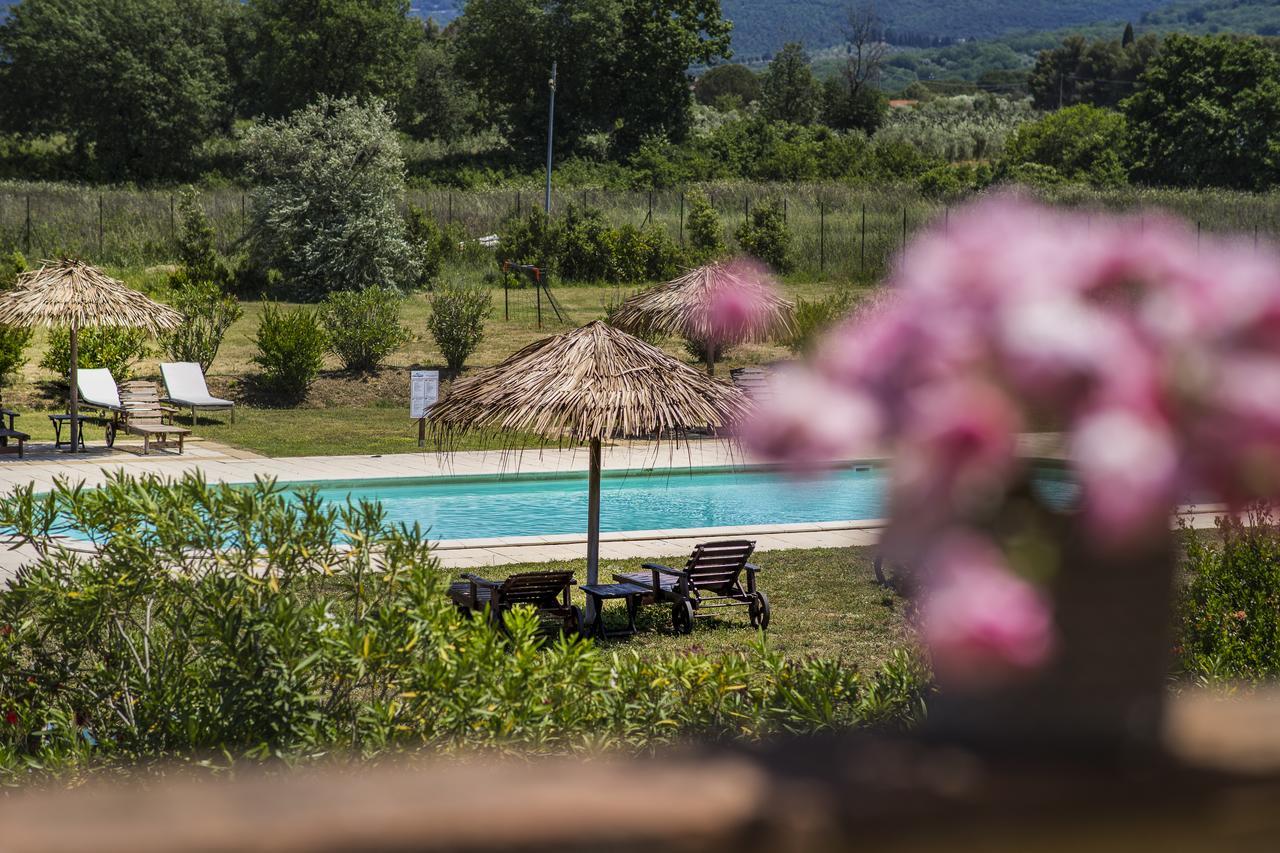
[{"left": 281, "top": 465, "right": 1075, "bottom": 541}]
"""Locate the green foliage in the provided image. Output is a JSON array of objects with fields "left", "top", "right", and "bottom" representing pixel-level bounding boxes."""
[
  {"left": 916, "top": 163, "right": 991, "bottom": 201},
  {"left": 557, "top": 204, "right": 620, "bottom": 282},
  {"left": 785, "top": 290, "right": 854, "bottom": 355},
  {"left": 455, "top": 0, "right": 730, "bottom": 153},
  {"left": 876, "top": 94, "right": 1039, "bottom": 163},
  {"left": 244, "top": 96, "right": 412, "bottom": 298},
  {"left": 1004, "top": 104, "right": 1129, "bottom": 187},
  {"left": 0, "top": 473, "right": 928, "bottom": 778},
  {"left": 427, "top": 280, "right": 492, "bottom": 372},
  {"left": 251, "top": 302, "right": 328, "bottom": 400},
  {"left": 761, "top": 43, "right": 821, "bottom": 125},
  {"left": 1124, "top": 34, "right": 1280, "bottom": 190},
  {"left": 614, "top": 224, "right": 683, "bottom": 283},
  {"left": 686, "top": 189, "right": 726, "bottom": 263},
  {"left": 405, "top": 205, "right": 454, "bottom": 289},
  {"left": 694, "top": 64, "right": 762, "bottom": 106},
  {"left": 40, "top": 326, "right": 151, "bottom": 383},
  {"left": 821, "top": 78, "right": 889, "bottom": 135},
  {"left": 321, "top": 286, "right": 410, "bottom": 372},
  {"left": 161, "top": 275, "right": 244, "bottom": 373},
  {"left": 504, "top": 204, "right": 682, "bottom": 283},
  {"left": 735, "top": 199, "right": 793, "bottom": 273},
  {"left": 1180, "top": 509, "right": 1280, "bottom": 682},
  {"left": 244, "top": 0, "right": 419, "bottom": 117},
  {"left": 174, "top": 189, "right": 233, "bottom": 289},
  {"left": 1028, "top": 33, "right": 1158, "bottom": 110},
  {"left": 400, "top": 24, "right": 481, "bottom": 141},
  {"left": 0, "top": 250, "right": 32, "bottom": 387},
  {"left": 0, "top": 0, "right": 234, "bottom": 181}
]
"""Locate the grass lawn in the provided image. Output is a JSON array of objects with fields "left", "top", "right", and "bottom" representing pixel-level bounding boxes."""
[
  {"left": 454, "top": 545, "right": 912, "bottom": 666},
  {"left": 4, "top": 278, "right": 868, "bottom": 458}
]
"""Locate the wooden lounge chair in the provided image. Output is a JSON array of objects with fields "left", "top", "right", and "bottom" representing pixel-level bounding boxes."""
[
  {"left": 76, "top": 367, "right": 127, "bottom": 445},
  {"left": 447, "top": 570, "right": 582, "bottom": 634},
  {"left": 120, "top": 380, "right": 189, "bottom": 455},
  {"left": 0, "top": 403, "right": 29, "bottom": 459},
  {"left": 160, "top": 362, "right": 235, "bottom": 425},
  {"left": 729, "top": 366, "right": 773, "bottom": 405},
  {"left": 614, "top": 540, "right": 769, "bottom": 634}
]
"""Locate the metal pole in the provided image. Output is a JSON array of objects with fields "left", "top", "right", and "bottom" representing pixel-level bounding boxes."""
[
  {"left": 860, "top": 204, "right": 866, "bottom": 274},
  {"left": 679, "top": 191, "right": 685, "bottom": 246},
  {"left": 504, "top": 275, "right": 509, "bottom": 321},
  {"left": 169, "top": 194, "right": 176, "bottom": 242},
  {"left": 516, "top": 190, "right": 521, "bottom": 217},
  {"left": 24, "top": 194, "right": 31, "bottom": 254},
  {"left": 647, "top": 190, "right": 653, "bottom": 226},
  {"left": 97, "top": 195, "right": 104, "bottom": 257},
  {"left": 743, "top": 195, "right": 749, "bottom": 221},
  {"left": 586, "top": 437, "right": 602, "bottom": 590},
  {"left": 819, "top": 200, "right": 825, "bottom": 273},
  {"left": 536, "top": 281, "right": 542, "bottom": 329},
  {"left": 902, "top": 207, "right": 908, "bottom": 252},
  {"left": 68, "top": 327, "right": 79, "bottom": 453},
  {"left": 544, "top": 62, "right": 557, "bottom": 215},
  {"left": 447, "top": 192, "right": 453, "bottom": 225},
  {"left": 783, "top": 197, "right": 787, "bottom": 225}
]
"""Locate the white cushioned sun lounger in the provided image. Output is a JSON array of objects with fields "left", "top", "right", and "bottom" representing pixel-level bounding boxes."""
[
  {"left": 160, "top": 362, "right": 235, "bottom": 425},
  {"left": 77, "top": 368, "right": 125, "bottom": 413}
]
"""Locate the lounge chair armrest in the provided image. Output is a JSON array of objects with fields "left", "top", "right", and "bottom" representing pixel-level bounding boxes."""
[
  {"left": 0, "top": 407, "right": 18, "bottom": 418},
  {"left": 745, "top": 563, "right": 762, "bottom": 574},
  {"left": 641, "top": 562, "right": 684, "bottom": 577}
]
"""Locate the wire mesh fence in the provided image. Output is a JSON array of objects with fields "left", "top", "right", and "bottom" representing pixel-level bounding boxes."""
[{"left": 4, "top": 181, "right": 1280, "bottom": 283}]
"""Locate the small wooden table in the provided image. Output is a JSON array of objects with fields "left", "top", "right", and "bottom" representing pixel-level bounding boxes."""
[
  {"left": 48, "top": 413, "right": 91, "bottom": 450},
  {"left": 581, "top": 582, "right": 649, "bottom": 640}
]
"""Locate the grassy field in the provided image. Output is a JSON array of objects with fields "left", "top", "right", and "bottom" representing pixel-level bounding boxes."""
[
  {"left": 466, "top": 545, "right": 912, "bottom": 665},
  {"left": 3, "top": 280, "right": 857, "bottom": 457}
]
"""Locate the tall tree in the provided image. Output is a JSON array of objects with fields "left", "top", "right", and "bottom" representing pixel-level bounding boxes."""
[
  {"left": 761, "top": 42, "right": 820, "bottom": 125},
  {"left": 0, "top": 0, "right": 236, "bottom": 181},
  {"left": 1029, "top": 33, "right": 1159, "bottom": 110},
  {"left": 1122, "top": 22, "right": 1136, "bottom": 48},
  {"left": 454, "top": 0, "right": 729, "bottom": 155},
  {"left": 695, "top": 64, "right": 762, "bottom": 107},
  {"left": 842, "top": 1, "right": 886, "bottom": 100},
  {"left": 400, "top": 20, "right": 481, "bottom": 141},
  {"left": 245, "top": 0, "right": 419, "bottom": 117},
  {"left": 1124, "top": 34, "right": 1280, "bottom": 190}
]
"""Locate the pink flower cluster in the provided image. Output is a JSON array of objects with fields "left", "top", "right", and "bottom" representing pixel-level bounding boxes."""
[{"left": 735, "top": 196, "right": 1280, "bottom": 684}]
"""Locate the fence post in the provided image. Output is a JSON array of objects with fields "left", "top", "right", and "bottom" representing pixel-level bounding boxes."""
[
  {"left": 743, "top": 195, "right": 749, "bottom": 221},
  {"left": 679, "top": 191, "right": 685, "bottom": 246},
  {"left": 536, "top": 279, "right": 542, "bottom": 330},
  {"left": 448, "top": 192, "right": 453, "bottom": 225},
  {"left": 517, "top": 190, "right": 521, "bottom": 217},
  {"left": 647, "top": 190, "right": 653, "bottom": 226},
  {"left": 504, "top": 275, "right": 509, "bottom": 321},
  {"left": 97, "top": 194, "right": 104, "bottom": 258},
  {"left": 1197, "top": 221, "right": 1202, "bottom": 256},
  {"left": 24, "top": 194, "right": 31, "bottom": 255},
  {"left": 782, "top": 197, "right": 787, "bottom": 225},
  {"left": 902, "top": 207, "right": 908, "bottom": 253},
  {"left": 169, "top": 194, "right": 176, "bottom": 242},
  {"left": 860, "top": 204, "right": 866, "bottom": 275},
  {"left": 241, "top": 193, "right": 246, "bottom": 238},
  {"left": 819, "top": 200, "right": 825, "bottom": 273}
]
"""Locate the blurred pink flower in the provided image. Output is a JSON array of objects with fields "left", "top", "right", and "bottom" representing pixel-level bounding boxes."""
[
  {"left": 707, "top": 258, "right": 785, "bottom": 344},
  {"left": 739, "top": 369, "right": 883, "bottom": 471},
  {"left": 1070, "top": 408, "right": 1180, "bottom": 545},
  {"left": 918, "top": 533, "right": 1057, "bottom": 686}
]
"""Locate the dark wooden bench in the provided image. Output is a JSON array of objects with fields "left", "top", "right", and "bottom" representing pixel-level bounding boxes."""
[
  {"left": 448, "top": 570, "right": 582, "bottom": 634},
  {"left": 0, "top": 407, "right": 30, "bottom": 458},
  {"left": 615, "top": 540, "right": 769, "bottom": 634}
]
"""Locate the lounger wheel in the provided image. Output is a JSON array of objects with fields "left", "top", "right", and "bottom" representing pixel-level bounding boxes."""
[
  {"left": 672, "top": 600, "right": 694, "bottom": 635},
  {"left": 565, "top": 605, "right": 584, "bottom": 637},
  {"left": 749, "top": 591, "right": 771, "bottom": 630}
]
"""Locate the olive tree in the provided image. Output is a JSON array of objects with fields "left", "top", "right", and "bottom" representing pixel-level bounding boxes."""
[{"left": 243, "top": 96, "right": 412, "bottom": 298}]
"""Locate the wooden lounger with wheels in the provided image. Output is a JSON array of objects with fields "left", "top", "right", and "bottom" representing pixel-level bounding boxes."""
[
  {"left": 614, "top": 540, "right": 769, "bottom": 634},
  {"left": 447, "top": 570, "right": 582, "bottom": 634}
]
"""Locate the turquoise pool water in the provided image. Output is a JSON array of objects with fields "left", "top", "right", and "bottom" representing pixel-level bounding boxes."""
[{"left": 284, "top": 465, "right": 1076, "bottom": 541}]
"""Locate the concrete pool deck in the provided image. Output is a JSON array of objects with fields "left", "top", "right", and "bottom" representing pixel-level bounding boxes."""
[{"left": 0, "top": 435, "right": 1237, "bottom": 581}]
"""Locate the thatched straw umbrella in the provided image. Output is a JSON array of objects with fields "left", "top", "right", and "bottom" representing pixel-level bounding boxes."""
[
  {"left": 0, "top": 259, "right": 182, "bottom": 452},
  {"left": 610, "top": 261, "right": 795, "bottom": 375},
  {"left": 429, "top": 321, "right": 746, "bottom": 590}
]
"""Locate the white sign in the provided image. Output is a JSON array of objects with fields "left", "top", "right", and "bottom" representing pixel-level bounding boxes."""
[{"left": 410, "top": 370, "right": 440, "bottom": 419}]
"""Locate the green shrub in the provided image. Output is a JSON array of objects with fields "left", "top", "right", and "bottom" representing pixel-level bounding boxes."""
[
  {"left": 40, "top": 326, "right": 150, "bottom": 382},
  {"left": 321, "top": 286, "right": 410, "bottom": 372},
  {"left": 251, "top": 301, "right": 328, "bottom": 399},
  {"left": 1180, "top": 508, "right": 1280, "bottom": 682},
  {"left": 1004, "top": 104, "right": 1129, "bottom": 188},
  {"left": 405, "top": 204, "right": 453, "bottom": 289},
  {"left": 174, "top": 188, "right": 233, "bottom": 290},
  {"left": 0, "top": 472, "right": 928, "bottom": 777},
  {"left": 685, "top": 189, "right": 725, "bottom": 263},
  {"left": 161, "top": 274, "right": 244, "bottom": 372},
  {"left": 557, "top": 204, "right": 618, "bottom": 282},
  {"left": 0, "top": 251, "right": 32, "bottom": 387},
  {"left": 427, "top": 280, "right": 491, "bottom": 372},
  {"left": 735, "top": 199, "right": 793, "bottom": 273},
  {"left": 613, "top": 223, "right": 682, "bottom": 283},
  {"left": 785, "top": 290, "right": 854, "bottom": 355}
]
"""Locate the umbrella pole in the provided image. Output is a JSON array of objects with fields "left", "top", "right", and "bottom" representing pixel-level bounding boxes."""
[
  {"left": 586, "top": 437, "right": 602, "bottom": 607},
  {"left": 68, "top": 325, "right": 80, "bottom": 453},
  {"left": 706, "top": 343, "right": 715, "bottom": 377}
]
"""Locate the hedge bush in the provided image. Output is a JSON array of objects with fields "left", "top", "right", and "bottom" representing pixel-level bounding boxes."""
[
  {"left": 735, "top": 199, "right": 793, "bottom": 273},
  {"left": 251, "top": 301, "right": 327, "bottom": 400},
  {"left": 321, "top": 286, "right": 410, "bottom": 372},
  {"left": 685, "top": 189, "right": 726, "bottom": 263},
  {"left": 504, "top": 203, "right": 685, "bottom": 283},
  {"left": 427, "top": 280, "right": 491, "bottom": 372},
  {"left": 0, "top": 473, "right": 928, "bottom": 780},
  {"left": 40, "top": 326, "right": 150, "bottom": 382},
  {"left": 161, "top": 274, "right": 244, "bottom": 373},
  {"left": 0, "top": 251, "right": 32, "bottom": 388}
]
